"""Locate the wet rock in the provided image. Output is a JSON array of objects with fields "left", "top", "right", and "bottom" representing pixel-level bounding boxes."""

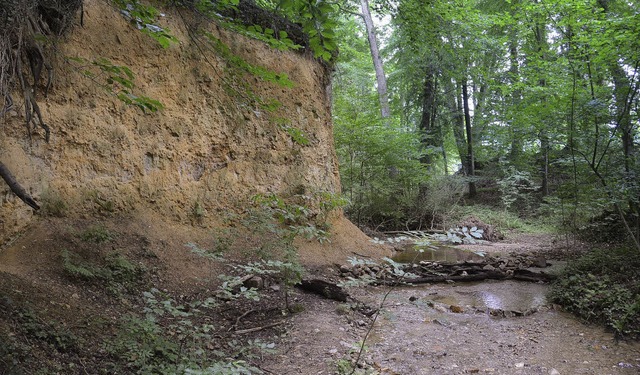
[
  {"left": 449, "top": 305, "right": 464, "bottom": 313},
  {"left": 483, "top": 264, "right": 496, "bottom": 271}
]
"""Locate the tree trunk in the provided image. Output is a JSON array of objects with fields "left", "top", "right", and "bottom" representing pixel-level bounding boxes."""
[
  {"left": 360, "top": 0, "right": 390, "bottom": 119},
  {"left": 507, "top": 33, "right": 523, "bottom": 163},
  {"left": 448, "top": 80, "right": 468, "bottom": 174},
  {"left": 462, "top": 80, "right": 477, "bottom": 197},
  {"left": 533, "top": 21, "right": 550, "bottom": 196},
  {"left": 418, "top": 69, "right": 438, "bottom": 166}
]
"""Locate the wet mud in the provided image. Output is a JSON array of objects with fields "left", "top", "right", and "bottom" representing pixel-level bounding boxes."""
[{"left": 355, "top": 282, "right": 640, "bottom": 375}]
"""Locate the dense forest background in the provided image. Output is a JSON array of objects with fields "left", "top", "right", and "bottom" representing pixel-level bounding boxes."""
[{"left": 332, "top": 0, "right": 640, "bottom": 251}]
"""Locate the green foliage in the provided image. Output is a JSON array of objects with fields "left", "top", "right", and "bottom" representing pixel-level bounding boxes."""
[
  {"left": 221, "top": 22, "right": 302, "bottom": 52},
  {"left": 452, "top": 205, "right": 553, "bottom": 234},
  {"left": 251, "top": 192, "right": 334, "bottom": 242},
  {"left": 203, "top": 32, "right": 294, "bottom": 88},
  {"left": 68, "top": 56, "right": 164, "bottom": 112},
  {"left": 280, "top": 124, "right": 310, "bottom": 146},
  {"left": 187, "top": 242, "right": 226, "bottom": 261},
  {"left": 106, "top": 288, "right": 267, "bottom": 374},
  {"left": 113, "top": 0, "right": 178, "bottom": 48},
  {"left": 549, "top": 247, "right": 640, "bottom": 338},
  {"left": 275, "top": 0, "right": 339, "bottom": 61},
  {"left": 191, "top": 192, "right": 342, "bottom": 309},
  {"left": 79, "top": 225, "right": 114, "bottom": 243},
  {"left": 61, "top": 250, "right": 145, "bottom": 294},
  {"left": 497, "top": 166, "right": 541, "bottom": 213},
  {"left": 0, "top": 330, "right": 26, "bottom": 374},
  {"left": 15, "top": 309, "right": 77, "bottom": 353}
]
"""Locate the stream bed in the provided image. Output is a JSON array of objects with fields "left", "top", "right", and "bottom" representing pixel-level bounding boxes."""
[{"left": 355, "top": 281, "right": 640, "bottom": 375}]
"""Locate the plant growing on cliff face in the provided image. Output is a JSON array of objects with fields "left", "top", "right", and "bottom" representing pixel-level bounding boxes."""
[
  {"left": 113, "top": 0, "right": 178, "bottom": 48},
  {"left": 67, "top": 56, "right": 164, "bottom": 112}
]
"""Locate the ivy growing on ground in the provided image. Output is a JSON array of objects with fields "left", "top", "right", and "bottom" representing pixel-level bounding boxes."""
[{"left": 549, "top": 247, "right": 640, "bottom": 338}]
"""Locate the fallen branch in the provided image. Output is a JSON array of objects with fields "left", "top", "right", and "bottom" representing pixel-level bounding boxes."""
[
  {"left": 234, "top": 320, "right": 285, "bottom": 334},
  {"left": 229, "top": 309, "right": 257, "bottom": 332},
  {"left": 0, "top": 162, "right": 40, "bottom": 210}
]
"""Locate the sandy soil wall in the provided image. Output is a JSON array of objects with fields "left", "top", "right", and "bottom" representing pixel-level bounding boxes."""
[{"left": 0, "top": 0, "right": 341, "bottom": 243}]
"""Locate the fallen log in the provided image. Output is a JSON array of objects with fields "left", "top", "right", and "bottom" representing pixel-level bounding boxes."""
[
  {"left": 513, "top": 269, "right": 557, "bottom": 282},
  {"left": 377, "top": 269, "right": 556, "bottom": 285},
  {"left": 297, "top": 279, "right": 349, "bottom": 302},
  {"left": 380, "top": 270, "right": 508, "bottom": 285}
]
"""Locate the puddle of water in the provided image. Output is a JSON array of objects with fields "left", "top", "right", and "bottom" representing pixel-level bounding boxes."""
[
  {"left": 418, "top": 281, "right": 548, "bottom": 312},
  {"left": 392, "top": 244, "right": 485, "bottom": 264}
]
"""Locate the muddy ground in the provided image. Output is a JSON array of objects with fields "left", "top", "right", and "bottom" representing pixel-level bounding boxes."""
[{"left": 264, "top": 234, "right": 640, "bottom": 375}]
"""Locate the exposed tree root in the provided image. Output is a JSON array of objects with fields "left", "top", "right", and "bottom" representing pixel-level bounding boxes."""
[{"left": 0, "top": 161, "right": 39, "bottom": 210}]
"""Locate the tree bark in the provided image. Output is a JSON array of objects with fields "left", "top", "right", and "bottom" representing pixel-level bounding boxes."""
[
  {"left": 508, "top": 35, "right": 523, "bottom": 163},
  {"left": 418, "top": 69, "right": 438, "bottom": 166},
  {"left": 359, "top": 0, "right": 390, "bottom": 119},
  {"left": 449, "top": 80, "right": 468, "bottom": 174},
  {"left": 462, "top": 80, "right": 477, "bottom": 197},
  {"left": 533, "top": 20, "right": 550, "bottom": 196}
]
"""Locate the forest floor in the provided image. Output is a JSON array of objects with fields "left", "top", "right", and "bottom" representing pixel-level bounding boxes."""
[{"left": 1, "top": 217, "right": 639, "bottom": 374}]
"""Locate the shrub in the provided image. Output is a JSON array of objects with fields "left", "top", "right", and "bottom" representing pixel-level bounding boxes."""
[{"left": 549, "top": 247, "right": 640, "bottom": 338}]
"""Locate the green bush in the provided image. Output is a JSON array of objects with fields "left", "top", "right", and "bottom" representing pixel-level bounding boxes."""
[{"left": 549, "top": 247, "right": 640, "bottom": 338}]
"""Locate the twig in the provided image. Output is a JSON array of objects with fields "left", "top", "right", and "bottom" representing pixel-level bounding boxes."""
[
  {"left": 230, "top": 308, "right": 257, "bottom": 331},
  {"left": 349, "top": 286, "right": 393, "bottom": 375},
  {"left": 234, "top": 320, "right": 285, "bottom": 334}
]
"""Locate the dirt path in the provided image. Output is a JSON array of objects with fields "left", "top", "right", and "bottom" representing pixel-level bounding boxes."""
[{"left": 263, "top": 234, "right": 640, "bottom": 375}]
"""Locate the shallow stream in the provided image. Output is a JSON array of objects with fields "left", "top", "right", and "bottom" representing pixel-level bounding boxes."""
[{"left": 355, "top": 280, "right": 640, "bottom": 374}]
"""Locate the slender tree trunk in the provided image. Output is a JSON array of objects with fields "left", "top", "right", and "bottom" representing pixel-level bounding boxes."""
[
  {"left": 533, "top": 21, "right": 550, "bottom": 196},
  {"left": 418, "top": 69, "right": 438, "bottom": 166},
  {"left": 539, "top": 130, "right": 550, "bottom": 196},
  {"left": 449, "top": 80, "right": 468, "bottom": 174},
  {"left": 462, "top": 80, "right": 477, "bottom": 197},
  {"left": 360, "top": 0, "right": 390, "bottom": 119},
  {"left": 507, "top": 34, "right": 523, "bottom": 163}
]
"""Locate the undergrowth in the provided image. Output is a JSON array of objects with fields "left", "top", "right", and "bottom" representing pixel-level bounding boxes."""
[
  {"left": 61, "top": 250, "right": 145, "bottom": 295},
  {"left": 549, "top": 247, "right": 640, "bottom": 338},
  {"left": 451, "top": 204, "right": 557, "bottom": 234},
  {"left": 106, "top": 289, "right": 271, "bottom": 374}
]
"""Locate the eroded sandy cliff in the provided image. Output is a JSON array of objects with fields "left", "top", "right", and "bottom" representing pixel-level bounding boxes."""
[{"left": 1, "top": 1, "right": 343, "bottom": 243}]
